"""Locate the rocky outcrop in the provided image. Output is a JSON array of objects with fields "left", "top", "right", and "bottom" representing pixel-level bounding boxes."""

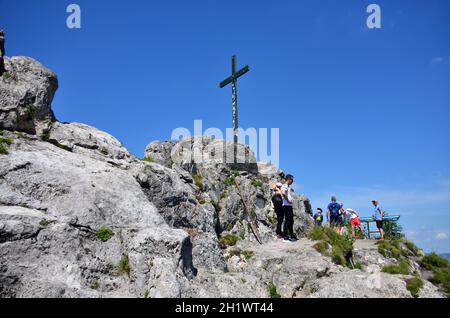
[
  {"left": 0, "top": 57, "right": 57, "bottom": 135},
  {"left": 0, "top": 56, "right": 445, "bottom": 298}
]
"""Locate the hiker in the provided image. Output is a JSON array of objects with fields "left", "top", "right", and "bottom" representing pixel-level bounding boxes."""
[
  {"left": 313, "top": 208, "right": 324, "bottom": 227},
  {"left": 326, "top": 196, "right": 342, "bottom": 233},
  {"left": 344, "top": 208, "right": 365, "bottom": 239},
  {"left": 336, "top": 203, "right": 346, "bottom": 234},
  {"left": 281, "top": 174, "right": 297, "bottom": 242},
  {"left": 372, "top": 200, "right": 384, "bottom": 241},
  {"left": 271, "top": 182, "right": 284, "bottom": 240},
  {"left": 0, "top": 30, "right": 5, "bottom": 76}
]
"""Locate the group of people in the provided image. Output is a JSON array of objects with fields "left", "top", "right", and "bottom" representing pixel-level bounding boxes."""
[
  {"left": 313, "top": 197, "right": 385, "bottom": 240},
  {"left": 271, "top": 174, "right": 299, "bottom": 242},
  {"left": 271, "top": 179, "right": 385, "bottom": 241}
]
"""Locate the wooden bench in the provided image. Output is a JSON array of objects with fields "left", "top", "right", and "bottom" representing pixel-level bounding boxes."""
[{"left": 359, "top": 215, "right": 401, "bottom": 239}]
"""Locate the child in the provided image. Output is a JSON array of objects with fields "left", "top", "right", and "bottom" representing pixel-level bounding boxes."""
[{"left": 313, "top": 208, "right": 324, "bottom": 227}]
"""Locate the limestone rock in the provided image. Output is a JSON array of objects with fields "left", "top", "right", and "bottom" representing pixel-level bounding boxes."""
[{"left": 0, "top": 57, "right": 57, "bottom": 135}]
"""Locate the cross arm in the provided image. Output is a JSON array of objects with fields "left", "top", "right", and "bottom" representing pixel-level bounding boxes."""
[{"left": 219, "top": 65, "right": 250, "bottom": 88}]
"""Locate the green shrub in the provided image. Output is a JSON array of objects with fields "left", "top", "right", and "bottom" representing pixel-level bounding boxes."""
[
  {"left": 196, "top": 195, "right": 206, "bottom": 205},
  {"left": 224, "top": 172, "right": 239, "bottom": 187},
  {"left": 96, "top": 227, "right": 114, "bottom": 242},
  {"left": 144, "top": 290, "right": 149, "bottom": 298},
  {"left": 332, "top": 247, "right": 347, "bottom": 266},
  {"left": 313, "top": 241, "right": 331, "bottom": 256},
  {"left": 117, "top": 255, "right": 131, "bottom": 276},
  {"left": 382, "top": 260, "right": 411, "bottom": 275},
  {"left": 0, "top": 143, "right": 8, "bottom": 155},
  {"left": 377, "top": 240, "right": 404, "bottom": 260},
  {"left": 219, "top": 234, "right": 239, "bottom": 249},
  {"left": 420, "top": 253, "right": 450, "bottom": 296},
  {"left": 406, "top": 276, "right": 424, "bottom": 298},
  {"left": 308, "top": 227, "right": 354, "bottom": 267},
  {"left": 143, "top": 156, "right": 154, "bottom": 163},
  {"left": 404, "top": 240, "right": 421, "bottom": 257},
  {"left": 421, "top": 253, "right": 449, "bottom": 270},
  {"left": 242, "top": 250, "right": 254, "bottom": 260},
  {"left": 2, "top": 71, "right": 11, "bottom": 79},
  {"left": 192, "top": 172, "right": 203, "bottom": 189},
  {"left": 251, "top": 178, "right": 263, "bottom": 188},
  {"left": 239, "top": 229, "right": 246, "bottom": 240},
  {"left": 226, "top": 223, "right": 233, "bottom": 231},
  {"left": 25, "top": 105, "right": 37, "bottom": 117},
  {"left": 267, "top": 282, "right": 281, "bottom": 298},
  {"left": 429, "top": 267, "right": 450, "bottom": 296},
  {"left": 383, "top": 213, "right": 405, "bottom": 240},
  {"left": 90, "top": 281, "right": 100, "bottom": 290},
  {"left": 0, "top": 137, "right": 13, "bottom": 145},
  {"left": 353, "top": 262, "right": 364, "bottom": 270},
  {"left": 39, "top": 219, "right": 55, "bottom": 227}
]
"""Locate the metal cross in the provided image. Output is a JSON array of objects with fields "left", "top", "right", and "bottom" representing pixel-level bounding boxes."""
[{"left": 219, "top": 55, "right": 250, "bottom": 154}]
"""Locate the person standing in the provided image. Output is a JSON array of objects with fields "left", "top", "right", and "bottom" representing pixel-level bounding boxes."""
[
  {"left": 326, "top": 196, "right": 342, "bottom": 233},
  {"left": 372, "top": 200, "right": 384, "bottom": 241},
  {"left": 281, "top": 174, "right": 297, "bottom": 242},
  {"left": 344, "top": 208, "right": 365, "bottom": 239},
  {"left": 271, "top": 182, "right": 284, "bottom": 240},
  {"left": 313, "top": 208, "right": 324, "bottom": 227}
]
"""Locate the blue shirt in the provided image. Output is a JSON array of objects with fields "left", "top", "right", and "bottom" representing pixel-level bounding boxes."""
[
  {"left": 328, "top": 202, "right": 342, "bottom": 217},
  {"left": 374, "top": 205, "right": 383, "bottom": 221}
]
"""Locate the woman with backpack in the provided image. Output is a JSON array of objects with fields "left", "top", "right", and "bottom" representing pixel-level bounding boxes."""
[{"left": 271, "top": 182, "right": 284, "bottom": 240}]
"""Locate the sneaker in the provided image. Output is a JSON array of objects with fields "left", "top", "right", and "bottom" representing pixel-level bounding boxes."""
[
  {"left": 283, "top": 238, "right": 292, "bottom": 243},
  {"left": 289, "top": 236, "right": 298, "bottom": 242},
  {"left": 276, "top": 235, "right": 284, "bottom": 241}
]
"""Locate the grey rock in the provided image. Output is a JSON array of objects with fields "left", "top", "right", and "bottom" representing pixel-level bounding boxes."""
[{"left": 0, "top": 57, "right": 57, "bottom": 135}]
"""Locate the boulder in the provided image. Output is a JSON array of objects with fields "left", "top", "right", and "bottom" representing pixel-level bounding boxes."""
[{"left": 0, "top": 57, "right": 57, "bottom": 135}]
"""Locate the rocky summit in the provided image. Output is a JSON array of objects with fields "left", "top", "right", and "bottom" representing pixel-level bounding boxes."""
[{"left": 0, "top": 57, "right": 446, "bottom": 298}]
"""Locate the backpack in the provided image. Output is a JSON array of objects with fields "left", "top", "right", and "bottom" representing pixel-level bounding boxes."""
[
  {"left": 329, "top": 203, "right": 340, "bottom": 216},
  {"left": 272, "top": 194, "right": 283, "bottom": 208}
]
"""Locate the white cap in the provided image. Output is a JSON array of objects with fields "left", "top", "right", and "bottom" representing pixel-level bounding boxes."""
[{"left": 276, "top": 182, "right": 283, "bottom": 187}]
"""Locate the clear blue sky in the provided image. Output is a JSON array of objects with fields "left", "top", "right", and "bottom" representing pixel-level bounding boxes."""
[{"left": 1, "top": 0, "right": 449, "bottom": 253}]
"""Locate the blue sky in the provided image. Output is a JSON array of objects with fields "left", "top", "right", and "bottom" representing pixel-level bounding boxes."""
[{"left": 1, "top": 0, "right": 449, "bottom": 252}]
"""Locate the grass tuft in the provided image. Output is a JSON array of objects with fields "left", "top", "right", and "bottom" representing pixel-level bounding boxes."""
[
  {"left": 381, "top": 260, "right": 411, "bottom": 275},
  {"left": 267, "top": 282, "right": 281, "bottom": 298},
  {"left": 96, "top": 227, "right": 114, "bottom": 242},
  {"left": 406, "top": 276, "right": 424, "bottom": 298},
  {"left": 117, "top": 255, "right": 131, "bottom": 277},
  {"left": 219, "top": 234, "right": 239, "bottom": 249}
]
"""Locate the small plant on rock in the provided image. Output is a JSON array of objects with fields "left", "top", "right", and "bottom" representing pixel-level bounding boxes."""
[
  {"left": 192, "top": 172, "right": 203, "bottom": 189},
  {"left": 267, "top": 282, "right": 281, "bottom": 298},
  {"left": 381, "top": 260, "right": 411, "bottom": 275},
  {"left": 143, "top": 156, "right": 154, "bottom": 163},
  {"left": 219, "top": 234, "right": 239, "bottom": 249},
  {"left": 96, "top": 227, "right": 114, "bottom": 242},
  {"left": 406, "top": 276, "right": 424, "bottom": 298},
  {"left": 90, "top": 281, "right": 100, "bottom": 290},
  {"left": 117, "top": 255, "right": 131, "bottom": 277}
]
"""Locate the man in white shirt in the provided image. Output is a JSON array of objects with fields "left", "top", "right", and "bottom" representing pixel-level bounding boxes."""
[{"left": 281, "top": 174, "right": 297, "bottom": 242}]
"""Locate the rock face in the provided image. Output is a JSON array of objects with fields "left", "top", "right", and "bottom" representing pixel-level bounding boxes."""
[
  {"left": 0, "top": 57, "right": 445, "bottom": 298},
  {"left": 0, "top": 57, "right": 57, "bottom": 135}
]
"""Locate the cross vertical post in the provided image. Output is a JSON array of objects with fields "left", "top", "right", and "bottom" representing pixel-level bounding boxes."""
[
  {"left": 231, "top": 56, "right": 238, "bottom": 147},
  {"left": 220, "top": 55, "right": 250, "bottom": 163}
]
